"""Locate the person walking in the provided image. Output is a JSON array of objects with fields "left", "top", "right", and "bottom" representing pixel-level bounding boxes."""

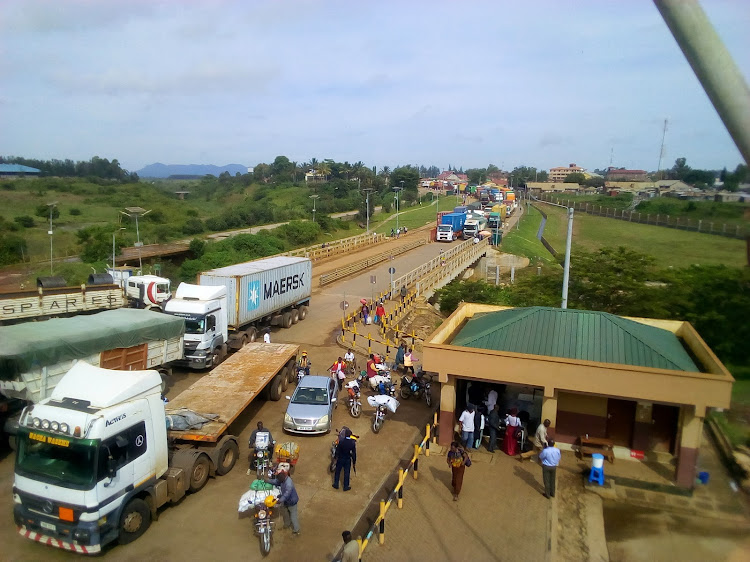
[
  {"left": 446, "top": 441, "right": 471, "bottom": 501},
  {"left": 400, "top": 285, "right": 407, "bottom": 303},
  {"left": 539, "top": 439, "right": 561, "bottom": 499},
  {"left": 265, "top": 470, "right": 300, "bottom": 534},
  {"left": 487, "top": 405, "right": 500, "bottom": 453},
  {"left": 330, "top": 357, "right": 347, "bottom": 391},
  {"left": 502, "top": 407, "right": 523, "bottom": 456},
  {"left": 375, "top": 302, "right": 386, "bottom": 325},
  {"left": 340, "top": 530, "right": 360, "bottom": 562},
  {"left": 403, "top": 348, "right": 417, "bottom": 375},
  {"left": 262, "top": 329, "right": 271, "bottom": 344},
  {"left": 520, "top": 419, "right": 551, "bottom": 461},
  {"left": 333, "top": 430, "right": 357, "bottom": 491},
  {"left": 394, "top": 342, "right": 406, "bottom": 372},
  {"left": 458, "top": 404, "right": 475, "bottom": 449},
  {"left": 473, "top": 406, "right": 485, "bottom": 450}
]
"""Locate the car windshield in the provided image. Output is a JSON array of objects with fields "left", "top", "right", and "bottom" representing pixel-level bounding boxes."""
[
  {"left": 16, "top": 429, "right": 99, "bottom": 490},
  {"left": 292, "top": 387, "right": 329, "bottom": 405}
]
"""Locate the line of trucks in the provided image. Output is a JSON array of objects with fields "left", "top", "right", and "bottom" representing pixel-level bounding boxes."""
[{"left": 1, "top": 256, "right": 313, "bottom": 553}]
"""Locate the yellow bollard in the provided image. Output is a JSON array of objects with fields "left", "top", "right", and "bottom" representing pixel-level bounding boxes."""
[
  {"left": 367, "top": 334, "right": 372, "bottom": 355},
  {"left": 433, "top": 412, "right": 438, "bottom": 444},
  {"left": 425, "top": 424, "right": 431, "bottom": 456},
  {"left": 413, "top": 444, "right": 420, "bottom": 480},
  {"left": 397, "top": 469, "right": 404, "bottom": 508},
  {"left": 378, "top": 499, "right": 386, "bottom": 545},
  {"left": 357, "top": 538, "right": 363, "bottom": 561}
]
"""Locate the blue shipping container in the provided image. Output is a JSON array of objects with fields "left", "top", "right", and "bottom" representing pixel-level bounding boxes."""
[
  {"left": 441, "top": 213, "right": 466, "bottom": 231},
  {"left": 453, "top": 206, "right": 468, "bottom": 214}
]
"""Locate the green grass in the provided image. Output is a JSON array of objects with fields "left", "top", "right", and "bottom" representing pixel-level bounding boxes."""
[
  {"left": 500, "top": 205, "right": 558, "bottom": 266},
  {"left": 536, "top": 202, "right": 746, "bottom": 268}
]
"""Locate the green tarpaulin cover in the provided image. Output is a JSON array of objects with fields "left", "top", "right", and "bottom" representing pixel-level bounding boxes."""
[{"left": 0, "top": 308, "right": 184, "bottom": 379}]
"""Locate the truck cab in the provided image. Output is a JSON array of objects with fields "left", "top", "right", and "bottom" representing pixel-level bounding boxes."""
[
  {"left": 163, "top": 283, "right": 228, "bottom": 369},
  {"left": 13, "top": 361, "right": 168, "bottom": 553},
  {"left": 436, "top": 224, "right": 456, "bottom": 242},
  {"left": 463, "top": 219, "right": 480, "bottom": 240},
  {"left": 124, "top": 275, "right": 171, "bottom": 310}
]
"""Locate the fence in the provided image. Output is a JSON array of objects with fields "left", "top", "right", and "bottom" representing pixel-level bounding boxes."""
[
  {"left": 339, "top": 419, "right": 438, "bottom": 561},
  {"left": 319, "top": 238, "right": 426, "bottom": 286},
  {"left": 537, "top": 193, "right": 747, "bottom": 239},
  {"left": 286, "top": 231, "right": 386, "bottom": 262}
]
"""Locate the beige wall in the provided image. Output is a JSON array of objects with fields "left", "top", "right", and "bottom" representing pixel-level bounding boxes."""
[{"left": 558, "top": 392, "right": 608, "bottom": 417}]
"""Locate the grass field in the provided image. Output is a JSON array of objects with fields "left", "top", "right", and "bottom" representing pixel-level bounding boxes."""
[
  {"left": 500, "top": 205, "right": 558, "bottom": 266},
  {"left": 535, "top": 201, "right": 746, "bottom": 268}
]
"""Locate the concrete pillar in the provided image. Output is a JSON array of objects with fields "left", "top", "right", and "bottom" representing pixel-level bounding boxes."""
[
  {"left": 675, "top": 405, "right": 703, "bottom": 488},
  {"left": 541, "top": 388, "right": 558, "bottom": 438},
  {"left": 438, "top": 375, "right": 456, "bottom": 446}
]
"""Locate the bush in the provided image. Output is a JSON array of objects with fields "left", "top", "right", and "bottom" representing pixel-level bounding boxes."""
[
  {"left": 182, "top": 218, "right": 204, "bottom": 235},
  {"left": 35, "top": 204, "right": 60, "bottom": 219},
  {"left": 277, "top": 220, "right": 321, "bottom": 245},
  {"left": 69, "top": 208, "right": 82, "bottom": 215},
  {"left": 14, "top": 215, "right": 35, "bottom": 228}
]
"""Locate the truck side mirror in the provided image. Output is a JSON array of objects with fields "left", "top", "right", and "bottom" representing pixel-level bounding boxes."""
[{"left": 106, "top": 457, "right": 117, "bottom": 478}]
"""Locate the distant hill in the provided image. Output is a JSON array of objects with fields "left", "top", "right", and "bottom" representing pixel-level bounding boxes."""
[{"left": 137, "top": 163, "right": 249, "bottom": 178}]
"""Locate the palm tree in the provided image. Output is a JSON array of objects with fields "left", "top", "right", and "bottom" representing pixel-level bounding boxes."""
[
  {"left": 317, "top": 162, "right": 331, "bottom": 181},
  {"left": 380, "top": 166, "right": 391, "bottom": 187},
  {"left": 291, "top": 161, "right": 298, "bottom": 183}
]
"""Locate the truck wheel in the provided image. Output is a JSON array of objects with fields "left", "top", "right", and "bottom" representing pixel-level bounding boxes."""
[
  {"left": 246, "top": 327, "right": 257, "bottom": 343},
  {"left": 291, "top": 309, "right": 300, "bottom": 324},
  {"left": 269, "top": 373, "right": 284, "bottom": 401},
  {"left": 298, "top": 305, "right": 308, "bottom": 320},
  {"left": 215, "top": 439, "right": 239, "bottom": 476},
  {"left": 188, "top": 454, "right": 211, "bottom": 492},
  {"left": 280, "top": 369, "right": 289, "bottom": 392},
  {"left": 285, "top": 363, "right": 295, "bottom": 384},
  {"left": 282, "top": 312, "right": 293, "bottom": 329},
  {"left": 118, "top": 498, "right": 151, "bottom": 545}
]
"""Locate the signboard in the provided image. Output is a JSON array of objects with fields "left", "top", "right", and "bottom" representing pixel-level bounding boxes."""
[
  {"left": 370, "top": 276, "right": 377, "bottom": 284},
  {"left": 388, "top": 267, "right": 396, "bottom": 274},
  {"left": 340, "top": 301, "right": 349, "bottom": 311},
  {"left": 629, "top": 450, "right": 644, "bottom": 460}
]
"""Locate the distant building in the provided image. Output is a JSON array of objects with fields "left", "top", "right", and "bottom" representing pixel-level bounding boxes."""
[
  {"left": 605, "top": 167, "right": 649, "bottom": 182},
  {"left": 527, "top": 182, "right": 582, "bottom": 194},
  {"left": 0, "top": 164, "right": 41, "bottom": 177},
  {"left": 305, "top": 170, "right": 326, "bottom": 182},
  {"left": 549, "top": 164, "right": 585, "bottom": 183}
]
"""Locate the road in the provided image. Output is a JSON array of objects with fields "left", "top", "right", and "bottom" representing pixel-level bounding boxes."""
[{"left": 0, "top": 234, "right": 462, "bottom": 561}]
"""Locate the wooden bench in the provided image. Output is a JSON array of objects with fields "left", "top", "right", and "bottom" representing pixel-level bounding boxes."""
[{"left": 579, "top": 436, "right": 615, "bottom": 464}]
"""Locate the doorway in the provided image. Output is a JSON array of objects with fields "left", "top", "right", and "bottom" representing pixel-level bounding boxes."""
[
  {"left": 606, "top": 399, "right": 635, "bottom": 447},
  {"left": 650, "top": 404, "right": 679, "bottom": 454}
]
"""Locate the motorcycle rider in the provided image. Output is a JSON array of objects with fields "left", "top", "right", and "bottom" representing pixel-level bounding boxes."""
[
  {"left": 297, "top": 351, "right": 311, "bottom": 376},
  {"left": 265, "top": 470, "right": 300, "bottom": 534},
  {"left": 248, "top": 421, "right": 275, "bottom": 474},
  {"left": 330, "top": 356, "right": 347, "bottom": 391}
]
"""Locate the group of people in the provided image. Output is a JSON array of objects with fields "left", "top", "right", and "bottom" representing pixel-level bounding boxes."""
[
  {"left": 360, "top": 300, "right": 386, "bottom": 325},
  {"left": 389, "top": 226, "right": 408, "bottom": 238}
]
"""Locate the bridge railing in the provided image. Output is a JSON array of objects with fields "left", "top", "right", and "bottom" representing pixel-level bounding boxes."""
[
  {"left": 319, "top": 238, "right": 426, "bottom": 286},
  {"left": 415, "top": 238, "right": 489, "bottom": 298}
]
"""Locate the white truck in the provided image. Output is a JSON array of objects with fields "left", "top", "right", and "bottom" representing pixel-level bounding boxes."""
[
  {"left": 107, "top": 267, "right": 172, "bottom": 311},
  {"left": 462, "top": 218, "right": 487, "bottom": 240},
  {"left": 11, "top": 343, "right": 299, "bottom": 553},
  {"left": 164, "top": 256, "right": 311, "bottom": 370}
]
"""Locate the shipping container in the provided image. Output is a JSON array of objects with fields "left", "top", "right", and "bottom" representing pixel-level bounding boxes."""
[{"left": 199, "top": 256, "right": 312, "bottom": 330}]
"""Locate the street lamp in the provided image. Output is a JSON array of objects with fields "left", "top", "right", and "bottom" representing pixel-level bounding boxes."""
[
  {"left": 393, "top": 184, "right": 403, "bottom": 235},
  {"left": 120, "top": 207, "right": 151, "bottom": 273},
  {"left": 309, "top": 194, "right": 319, "bottom": 223},
  {"left": 46, "top": 201, "right": 58, "bottom": 275},
  {"left": 362, "top": 188, "right": 373, "bottom": 233},
  {"left": 112, "top": 227, "right": 126, "bottom": 269}
]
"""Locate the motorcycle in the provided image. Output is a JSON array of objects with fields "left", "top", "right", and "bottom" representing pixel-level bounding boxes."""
[
  {"left": 399, "top": 372, "right": 432, "bottom": 407},
  {"left": 238, "top": 483, "right": 281, "bottom": 556},
  {"left": 344, "top": 380, "right": 362, "bottom": 418},
  {"left": 367, "top": 395, "right": 399, "bottom": 434},
  {"left": 329, "top": 427, "right": 359, "bottom": 472},
  {"left": 296, "top": 363, "right": 310, "bottom": 385},
  {"left": 252, "top": 433, "right": 274, "bottom": 479}
]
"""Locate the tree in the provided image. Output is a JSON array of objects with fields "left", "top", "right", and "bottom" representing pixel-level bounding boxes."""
[
  {"left": 467, "top": 168, "right": 487, "bottom": 185},
  {"left": 271, "top": 156, "right": 295, "bottom": 182},
  {"left": 564, "top": 172, "right": 586, "bottom": 184},
  {"left": 35, "top": 204, "right": 60, "bottom": 219},
  {"left": 670, "top": 157, "right": 691, "bottom": 180},
  {"left": 391, "top": 166, "right": 419, "bottom": 201},
  {"left": 584, "top": 176, "right": 605, "bottom": 188}
]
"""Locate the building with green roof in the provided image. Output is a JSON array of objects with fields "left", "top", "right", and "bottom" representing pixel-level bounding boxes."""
[{"left": 424, "top": 303, "right": 733, "bottom": 488}]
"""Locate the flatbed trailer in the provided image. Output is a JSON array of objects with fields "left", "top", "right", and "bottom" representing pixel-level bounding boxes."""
[{"left": 167, "top": 342, "right": 299, "bottom": 443}]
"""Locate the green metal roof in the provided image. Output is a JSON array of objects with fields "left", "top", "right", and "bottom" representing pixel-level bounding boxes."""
[{"left": 451, "top": 307, "right": 698, "bottom": 372}]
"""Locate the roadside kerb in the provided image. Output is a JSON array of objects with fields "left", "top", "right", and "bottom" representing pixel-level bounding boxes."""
[
  {"left": 319, "top": 238, "right": 427, "bottom": 286},
  {"left": 332, "top": 421, "right": 437, "bottom": 561}
]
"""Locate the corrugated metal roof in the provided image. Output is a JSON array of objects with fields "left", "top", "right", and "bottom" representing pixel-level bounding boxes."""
[
  {"left": 451, "top": 307, "right": 698, "bottom": 372},
  {"left": 0, "top": 164, "right": 40, "bottom": 173}
]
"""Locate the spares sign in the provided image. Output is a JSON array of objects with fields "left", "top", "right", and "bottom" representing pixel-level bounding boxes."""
[{"left": 1, "top": 289, "right": 124, "bottom": 321}]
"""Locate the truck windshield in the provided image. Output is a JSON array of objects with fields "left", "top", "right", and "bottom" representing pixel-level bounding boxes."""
[
  {"left": 16, "top": 429, "right": 99, "bottom": 490},
  {"left": 168, "top": 312, "right": 205, "bottom": 334},
  {"left": 437, "top": 225, "right": 451, "bottom": 232}
]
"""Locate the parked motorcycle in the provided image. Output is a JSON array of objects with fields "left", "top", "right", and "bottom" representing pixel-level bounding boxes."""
[
  {"left": 296, "top": 365, "right": 309, "bottom": 385},
  {"left": 399, "top": 372, "right": 432, "bottom": 407},
  {"left": 367, "top": 395, "right": 400, "bottom": 434},
  {"left": 345, "top": 380, "right": 362, "bottom": 418}
]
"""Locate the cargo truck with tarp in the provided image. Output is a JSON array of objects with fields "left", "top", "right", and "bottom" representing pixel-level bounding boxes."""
[
  {"left": 11, "top": 342, "right": 298, "bottom": 553},
  {"left": 0, "top": 308, "right": 184, "bottom": 445}
]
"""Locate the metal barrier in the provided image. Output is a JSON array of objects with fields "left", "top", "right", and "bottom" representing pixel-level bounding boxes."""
[
  {"left": 343, "top": 422, "right": 436, "bottom": 560},
  {"left": 415, "top": 238, "right": 489, "bottom": 298},
  {"left": 319, "top": 238, "right": 426, "bottom": 286},
  {"left": 284, "top": 231, "right": 385, "bottom": 262}
]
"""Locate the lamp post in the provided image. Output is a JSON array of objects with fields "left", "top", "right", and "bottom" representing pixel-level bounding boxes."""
[
  {"left": 46, "top": 202, "right": 58, "bottom": 275},
  {"left": 393, "top": 184, "right": 403, "bottom": 235},
  {"left": 112, "top": 227, "right": 126, "bottom": 269},
  {"left": 362, "top": 188, "right": 373, "bottom": 233},
  {"left": 120, "top": 207, "right": 151, "bottom": 273},
  {"left": 309, "top": 194, "right": 319, "bottom": 223}
]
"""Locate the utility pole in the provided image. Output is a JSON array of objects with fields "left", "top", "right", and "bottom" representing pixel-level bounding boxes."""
[
  {"left": 120, "top": 207, "right": 151, "bottom": 273},
  {"left": 393, "top": 183, "right": 403, "bottom": 235},
  {"left": 309, "top": 194, "right": 319, "bottom": 224},
  {"left": 561, "top": 207, "right": 574, "bottom": 309},
  {"left": 47, "top": 202, "right": 58, "bottom": 275}
]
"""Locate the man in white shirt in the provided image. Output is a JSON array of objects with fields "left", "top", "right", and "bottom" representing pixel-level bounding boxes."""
[
  {"left": 520, "top": 419, "right": 551, "bottom": 461},
  {"left": 263, "top": 331, "right": 271, "bottom": 344},
  {"left": 458, "top": 405, "right": 475, "bottom": 449},
  {"left": 484, "top": 389, "right": 498, "bottom": 412}
]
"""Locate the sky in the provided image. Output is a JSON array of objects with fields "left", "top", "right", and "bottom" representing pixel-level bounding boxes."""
[{"left": 1, "top": 0, "right": 749, "bottom": 174}]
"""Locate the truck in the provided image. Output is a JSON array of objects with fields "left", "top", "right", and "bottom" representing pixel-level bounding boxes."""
[
  {"left": 0, "top": 276, "right": 125, "bottom": 326},
  {"left": 462, "top": 217, "right": 487, "bottom": 239},
  {"left": 164, "top": 256, "right": 311, "bottom": 370},
  {"left": 107, "top": 268, "right": 172, "bottom": 311},
  {"left": 479, "top": 190, "right": 491, "bottom": 208},
  {"left": 0, "top": 308, "right": 184, "bottom": 446},
  {"left": 436, "top": 212, "right": 466, "bottom": 242},
  {"left": 11, "top": 342, "right": 299, "bottom": 553}
]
